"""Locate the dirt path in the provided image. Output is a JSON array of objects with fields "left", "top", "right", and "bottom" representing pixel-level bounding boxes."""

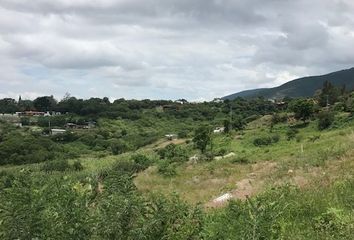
[{"left": 206, "top": 161, "right": 277, "bottom": 208}]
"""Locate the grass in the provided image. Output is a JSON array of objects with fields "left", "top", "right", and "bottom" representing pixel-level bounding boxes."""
[
  {"left": 1, "top": 113, "right": 354, "bottom": 207},
  {"left": 134, "top": 116, "right": 354, "bottom": 205}
]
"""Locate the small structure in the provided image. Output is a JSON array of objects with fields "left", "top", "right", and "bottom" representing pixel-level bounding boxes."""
[
  {"left": 51, "top": 129, "right": 66, "bottom": 135},
  {"left": 212, "top": 98, "right": 224, "bottom": 103},
  {"left": 86, "top": 121, "right": 96, "bottom": 129},
  {"left": 213, "top": 127, "right": 225, "bottom": 133},
  {"left": 165, "top": 134, "right": 177, "bottom": 140},
  {"left": 65, "top": 123, "right": 77, "bottom": 129},
  {"left": 175, "top": 99, "right": 188, "bottom": 104}
]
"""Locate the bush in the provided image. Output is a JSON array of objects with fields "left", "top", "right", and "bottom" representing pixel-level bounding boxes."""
[
  {"left": 216, "top": 148, "right": 227, "bottom": 156},
  {"left": 317, "top": 111, "right": 334, "bottom": 130},
  {"left": 177, "top": 130, "right": 189, "bottom": 138},
  {"left": 253, "top": 134, "right": 280, "bottom": 146},
  {"left": 271, "top": 113, "right": 287, "bottom": 125},
  {"left": 0, "top": 134, "right": 57, "bottom": 165},
  {"left": 286, "top": 128, "right": 299, "bottom": 140},
  {"left": 112, "top": 160, "right": 137, "bottom": 175},
  {"left": 20, "top": 117, "right": 30, "bottom": 126},
  {"left": 157, "top": 161, "right": 177, "bottom": 177},
  {"left": 51, "top": 131, "right": 78, "bottom": 143},
  {"left": 72, "top": 160, "right": 84, "bottom": 171},
  {"left": 157, "top": 144, "right": 188, "bottom": 162},
  {"left": 131, "top": 154, "right": 152, "bottom": 171},
  {"left": 110, "top": 139, "right": 129, "bottom": 155},
  {"left": 42, "top": 159, "right": 71, "bottom": 172},
  {"left": 231, "top": 156, "right": 250, "bottom": 164}
]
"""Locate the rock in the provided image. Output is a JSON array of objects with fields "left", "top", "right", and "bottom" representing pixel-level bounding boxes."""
[
  {"left": 224, "top": 152, "right": 236, "bottom": 158},
  {"left": 188, "top": 155, "right": 199, "bottom": 164},
  {"left": 213, "top": 193, "right": 233, "bottom": 203}
]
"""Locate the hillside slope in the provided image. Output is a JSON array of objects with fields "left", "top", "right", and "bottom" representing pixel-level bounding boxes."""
[{"left": 223, "top": 67, "right": 354, "bottom": 100}]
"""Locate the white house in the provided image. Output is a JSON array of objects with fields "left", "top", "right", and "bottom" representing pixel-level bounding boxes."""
[
  {"left": 165, "top": 134, "right": 177, "bottom": 140},
  {"left": 51, "top": 129, "right": 66, "bottom": 135}
]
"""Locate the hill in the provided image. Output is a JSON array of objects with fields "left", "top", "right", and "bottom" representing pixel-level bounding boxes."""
[{"left": 223, "top": 67, "right": 354, "bottom": 100}]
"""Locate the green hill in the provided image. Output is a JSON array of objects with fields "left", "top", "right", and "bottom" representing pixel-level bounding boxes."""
[{"left": 223, "top": 67, "right": 354, "bottom": 100}]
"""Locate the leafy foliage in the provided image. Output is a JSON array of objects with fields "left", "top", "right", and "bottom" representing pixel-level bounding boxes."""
[
  {"left": 318, "top": 111, "right": 335, "bottom": 130},
  {"left": 193, "top": 125, "right": 212, "bottom": 153},
  {"left": 289, "top": 99, "right": 314, "bottom": 122}
]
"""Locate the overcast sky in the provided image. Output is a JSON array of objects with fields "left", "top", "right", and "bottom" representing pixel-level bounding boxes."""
[{"left": 1, "top": 0, "right": 354, "bottom": 101}]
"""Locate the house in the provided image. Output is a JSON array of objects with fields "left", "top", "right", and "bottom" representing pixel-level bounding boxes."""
[
  {"left": 175, "top": 99, "right": 188, "bottom": 104},
  {"left": 165, "top": 134, "right": 177, "bottom": 140},
  {"left": 212, "top": 98, "right": 224, "bottom": 103},
  {"left": 65, "top": 123, "right": 77, "bottom": 129},
  {"left": 51, "top": 129, "right": 66, "bottom": 135},
  {"left": 213, "top": 127, "right": 225, "bottom": 133}
]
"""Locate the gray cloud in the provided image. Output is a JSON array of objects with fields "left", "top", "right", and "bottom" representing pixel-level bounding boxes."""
[{"left": 0, "top": 0, "right": 354, "bottom": 100}]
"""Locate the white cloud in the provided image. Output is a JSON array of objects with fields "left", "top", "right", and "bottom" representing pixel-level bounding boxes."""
[{"left": 0, "top": 0, "right": 354, "bottom": 100}]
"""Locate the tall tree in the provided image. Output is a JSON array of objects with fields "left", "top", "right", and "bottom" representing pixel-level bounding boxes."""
[
  {"left": 193, "top": 125, "right": 212, "bottom": 153},
  {"left": 289, "top": 99, "right": 314, "bottom": 122},
  {"left": 33, "top": 96, "right": 57, "bottom": 112},
  {"left": 317, "top": 81, "right": 340, "bottom": 107}
]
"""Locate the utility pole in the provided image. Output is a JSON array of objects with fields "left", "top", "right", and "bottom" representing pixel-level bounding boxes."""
[{"left": 229, "top": 104, "right": 233, "bottom": 132}]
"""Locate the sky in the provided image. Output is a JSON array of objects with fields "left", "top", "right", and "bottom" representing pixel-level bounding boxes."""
[{"left": 1, "top": 0, "right": 354, "bottom": 101}]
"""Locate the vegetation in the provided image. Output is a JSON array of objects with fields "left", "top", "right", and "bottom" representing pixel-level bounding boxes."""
[{"left": 1, "top": 84, "right": 354, "bottom": 239}]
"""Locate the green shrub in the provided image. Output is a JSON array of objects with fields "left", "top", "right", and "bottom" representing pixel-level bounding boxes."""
[
  {"left": 110, "top": 139, "right": 129, "bottom": 155},
  {"left": 72, "top": 160, "right": 84, "bottom": 171},
  {"left": 41, "top": 159, "right": 71, "bottom": 172},
  {"left": 131, "top": 154, "right": 152, "bottom": 170},
  {"left": 231, "top": 156, "right": 250, "bottom": 164},
  {"left": 314, "top": 208, "right": 348, "bottom": 238},
  {"left": 177, "top": 130, "right": 189, "bottom": 138},
  {"left": 286, "top": 128, "right": 299, "bottom": 140},
  {"left": 253, "top": 134, "right": 280, "bottom": 146},
  {"left": 157, "top": 144, "right": 188, "bottom": 162},
  {"left": 317, "top": 111, "right": 335, "bottom": 130},
  {"left": 271, "top": 113, "right": 287, "bottom": 125},
  {"left": 216, "top": 148, "right": 227, "bottom": 156},
  {"left": 157, "top": 161, "right": 177, "bottom": 177}
]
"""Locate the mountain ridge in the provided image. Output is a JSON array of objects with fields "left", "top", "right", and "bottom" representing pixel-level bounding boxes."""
[{"left": 222, "top": 67, "right": 354, "bottom": 100}]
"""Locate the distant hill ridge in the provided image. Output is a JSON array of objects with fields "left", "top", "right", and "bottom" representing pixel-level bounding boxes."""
[{"left": 222, "top": 67, "right": 354, "bottom": 100}]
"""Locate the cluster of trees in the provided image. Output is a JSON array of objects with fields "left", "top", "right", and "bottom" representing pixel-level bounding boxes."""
[{"left": 0, "top": 93, "right": 277, "bottom": 121}]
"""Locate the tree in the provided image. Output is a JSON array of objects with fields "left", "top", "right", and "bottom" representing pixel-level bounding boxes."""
[
  {"left": 289, "top": 99, "right": 314, "bottom": 122},
  {"left": 33, "top": 96, "right": 57, "bottom": 112},
  {"left": 0, "top": 98, "right": 19, "bottom": 113},
  {"left": 193, "top": 125, "right": 212, "bottom": 153},
  {"left": 317, "top": 81, "right": 341, "bottom": 107},
  {"left": 232, "top": 115, "right": 246, "bottom": 130},
  {"left": 223, "top": 119, "right": 231, "bottom": 133},
  {"left": 345, "top": 92, "right": 354, "bottom": 113},
  {"left": 317, "top": 111, "right": 334, "bottom": 130}
]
